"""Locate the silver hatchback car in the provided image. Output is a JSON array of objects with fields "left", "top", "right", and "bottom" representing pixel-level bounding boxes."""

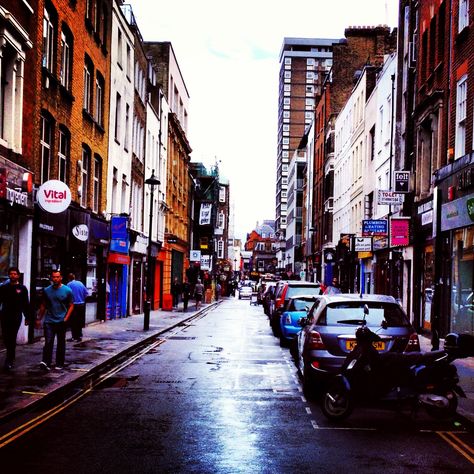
[{"left": 296, "top": 294, "right": 420, "bottom": 395}]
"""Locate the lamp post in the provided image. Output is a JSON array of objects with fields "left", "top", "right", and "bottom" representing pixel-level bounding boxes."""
[
  {"left": 287, "top": 254, "right": 291, "bottom": 271},
  {"left": 234, "top": 258, "right": 237, "bottom": 271},
  {"left": 144, "top": 169, "right": 160, "bottom": 330}
]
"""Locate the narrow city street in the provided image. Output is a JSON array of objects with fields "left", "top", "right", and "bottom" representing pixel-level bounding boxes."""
[{"left": 1, "top": 298, "right": 474, "bottom": 473}]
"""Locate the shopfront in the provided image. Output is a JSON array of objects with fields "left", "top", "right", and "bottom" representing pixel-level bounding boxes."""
[
  {"left": 129, "top": 231, "right": 147, "bottom": 315},
  {"left": 0, "top": 158, "right": 34, "bottom": 344},
  {"left": 441, "top": 190, "right": 474, "bottom": 335},
  {"left": 436, "top": 155, "right": 474, "bottom": 336},
  {"left": 107, "top": 216, "right": 130, "bottom": 319}
]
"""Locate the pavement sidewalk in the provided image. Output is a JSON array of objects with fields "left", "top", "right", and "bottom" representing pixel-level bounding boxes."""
[
  {"left": 1, "top": 301, "right": 473, "bottom": 425},
  {"left": 0, "top": 300, "right": 220, "bottom": 423}
]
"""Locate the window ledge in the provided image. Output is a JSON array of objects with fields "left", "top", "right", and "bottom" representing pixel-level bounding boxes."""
[
  {"left": 82, "top": 109, "right": 94, "bottom": 123},
  {"left": 455, "top": 25, "right": 470, "bottom": 44},
  {"left": 95, "top": 122, "right": 105, "bottom": 134},
  {"left": 59, "top": 84, "right": 75, "bottom": 102},
  {"left": 85, "top": 18, "right": 94, "bottom": 33},
  {"left": 42, "top": 67, "right": 59, "bottom": 89}
]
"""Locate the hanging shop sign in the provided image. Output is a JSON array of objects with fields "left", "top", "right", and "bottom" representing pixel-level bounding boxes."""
[
  {"left": 190, "top": 250, "right": 201, "bottom": 261},
  {"left": 200, "top": 254, "right": 212, "bottom": 270},
  {"left": 362, "top": 219, "right": 388, "bottom": 236},
  {"left": 377, "top": 189, "right": 403, "bottom": 206},
  {"left": 110, "top": 215, "right": 129, "bottom": 254},
  {"left": 199, "top": 203, "right": 212, "bottom": 225},
  {"left": 352, "top": 236, "right": 373, "bottom": 252},
  {"left": 441, "top": 193, "right": 474, "bottom": 231},
  {"left": 0, "top": 157, "right": 33, "bottom": 209},
  {"left": 72, "top": 224, "right": 89, "bottom": 241},
  {"left": 390, "top": 217, "right": 410, "bottom": 247},
  {"left": 37, "top": 180, "right": 71, "bottom": 213},
  {"left": 394, "top": 171, "right": 410, "bottom": 193}
]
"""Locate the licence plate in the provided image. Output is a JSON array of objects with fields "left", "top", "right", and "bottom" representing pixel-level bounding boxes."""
[{"left": 345, "top": 340, "right": 385, "bottom": 351}]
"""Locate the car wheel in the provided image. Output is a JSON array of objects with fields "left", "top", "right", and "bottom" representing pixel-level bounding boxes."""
[
  {"left": 425, "top": 391, "right": 458, "bottom": 419},
  {"left": 289, "top": 339, "right": 298, "bottom": 360},
  {"left": 302, "top": 369, "right": 317, "bottom": 400},
  {"left": 320, "top": 382, "right": 353, "bottom": 420},
  {"left": 279, "top": 335, "right": 289, "bottom": 348}
]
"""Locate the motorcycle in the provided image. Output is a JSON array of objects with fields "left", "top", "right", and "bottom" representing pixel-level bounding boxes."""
[{"left": 320, "top": 304, "right": 474, "bottom": 421}]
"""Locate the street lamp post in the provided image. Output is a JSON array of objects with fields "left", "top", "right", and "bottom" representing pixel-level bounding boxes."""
[{"left": 144, "top": 169, "right": 160, "bottom": 330}]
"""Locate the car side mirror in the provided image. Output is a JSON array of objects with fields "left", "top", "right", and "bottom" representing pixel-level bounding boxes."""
[
  {"left": 298, "top": 317, "right": 307, "bottom": 327},
  {"left": 381, "top": 320, "right": 388, "bottom": 330}
]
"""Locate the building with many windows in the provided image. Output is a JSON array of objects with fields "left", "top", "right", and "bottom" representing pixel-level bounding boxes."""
[
  {"left": 275, "top": 37, "right": 339, "bottom": 269},
  {"left": 24, "top": 0, "right": 112, "bottom": 325}
]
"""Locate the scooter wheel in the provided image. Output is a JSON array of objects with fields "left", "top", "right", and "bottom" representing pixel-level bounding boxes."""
[
  {"left": 425, "top": 392, "right": 458, "bottom": 419},
  {"left": 321, "top": 386, "right": 353, "bottom": 420}
]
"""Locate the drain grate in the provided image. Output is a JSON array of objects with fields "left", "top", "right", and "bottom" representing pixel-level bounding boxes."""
[
  {"left": 168, "top": 336, "right": 196, "bottom": 340},
  {"left": 155, "top": 380, "right": 183, "bottom": 384}
]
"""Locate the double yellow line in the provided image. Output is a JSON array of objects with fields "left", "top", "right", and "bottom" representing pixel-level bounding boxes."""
[
  {"left": 0, "top": 339, "right": 165, "bottom": 449},
  {"left": 437, "top": 431, "right": 474, "bottom": 464}
]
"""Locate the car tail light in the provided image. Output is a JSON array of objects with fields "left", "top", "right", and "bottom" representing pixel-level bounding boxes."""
[
  {"left": 405, "top": 333, "right": 420, "bottom": 352},
  {"left": 308, "top": 331, "right": 325, "bottom": 350}
]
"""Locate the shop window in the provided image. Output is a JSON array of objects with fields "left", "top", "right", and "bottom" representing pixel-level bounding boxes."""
[{"left": 451, "top": 228, "right": 474, "bottom": 334}]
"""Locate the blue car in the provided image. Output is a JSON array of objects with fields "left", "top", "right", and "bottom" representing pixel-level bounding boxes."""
[{"left": 279, "top": 295, "right": 322, "bottom": 347}]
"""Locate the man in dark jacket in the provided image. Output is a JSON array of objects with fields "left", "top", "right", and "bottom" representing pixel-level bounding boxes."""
[{"left": 0, "top": 267, "right": 31, "bottom": 371}]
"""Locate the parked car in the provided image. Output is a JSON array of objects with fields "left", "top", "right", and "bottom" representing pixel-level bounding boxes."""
[
  {"left": 239, "top": 286, "right": 253, "bottom": 299},
  {"left": 268, "top": 280, "right": 288, "bottom": 320},
  {"left": 296, "top": 293, "right": 420, "bottom": 397},
  {"left": 279, "top": 295, "right": 322, "bottom": 347},
  {"left": 262, "top": 281, "right": 277, "bottom": 315},
  {"left": 270, "top": 281, "right": 325, "bottom": 336}
]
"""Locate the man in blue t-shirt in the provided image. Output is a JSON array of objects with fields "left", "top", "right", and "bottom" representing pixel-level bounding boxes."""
[
  {"left": 67, "top": 273, "right": 89, "bottom": 342},
  {"left": 37, "top": 270, "right": 74, "bottom": 371}
]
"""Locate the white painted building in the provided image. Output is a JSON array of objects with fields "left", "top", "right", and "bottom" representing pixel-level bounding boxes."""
[
  {"left": 145, "top": 94, "right": 168, "bottom": 248},
  {"left": 363, "top": 53, "right": 398, "bottom": 294},
  {"left": 106, "top": 1, "right": 135, "bottom": 216}
]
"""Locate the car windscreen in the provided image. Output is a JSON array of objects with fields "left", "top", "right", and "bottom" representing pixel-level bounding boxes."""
[
  {"left": 286, "top": 286, "right": 322, "bottom": 299},
  {"left": 289, "top": 299, "right": 315, "bottom": 311},
  {"left": 318, "top": 302, "right": 410, "bottom": 327}
]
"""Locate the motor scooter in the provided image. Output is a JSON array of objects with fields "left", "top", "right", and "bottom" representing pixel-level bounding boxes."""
[{"left": 320, "top": 305, "right": 474, "bottom": 421}]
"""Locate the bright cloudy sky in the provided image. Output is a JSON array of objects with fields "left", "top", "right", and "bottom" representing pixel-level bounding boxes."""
[{"left": 127, "top": 0, "right": 399, "bottom": 240}]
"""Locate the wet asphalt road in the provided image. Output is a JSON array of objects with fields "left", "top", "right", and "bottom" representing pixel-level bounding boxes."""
[{"left": 1, "top": 298, "right": 474, "bottom": 473}]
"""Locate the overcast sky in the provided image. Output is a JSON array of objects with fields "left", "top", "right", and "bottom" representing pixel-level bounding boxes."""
[{"left": 127, "top": 0, "right": 399, "bottom": 240}]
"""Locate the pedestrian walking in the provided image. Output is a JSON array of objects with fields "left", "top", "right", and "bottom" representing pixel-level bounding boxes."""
[
  {"left": 37, "top": 270, "right": 74, "bottom": 371},
  {"left": 67, "top": 273, "right": 89, "bottom": 342},
  {"left": 0, "top": 267, "right": 31, "bottom": 371},
  {"left": 171, "top": 277, "right": 181, "bottom": 309},
  {"left": 215, "top": 282, "right": 222, "bottom": 301},
  {"left": 182, "top": 278, "right": 191, "bottom": 312},
  {"left": 194, "top": 279, "right": 204, "bottom": 310}
]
